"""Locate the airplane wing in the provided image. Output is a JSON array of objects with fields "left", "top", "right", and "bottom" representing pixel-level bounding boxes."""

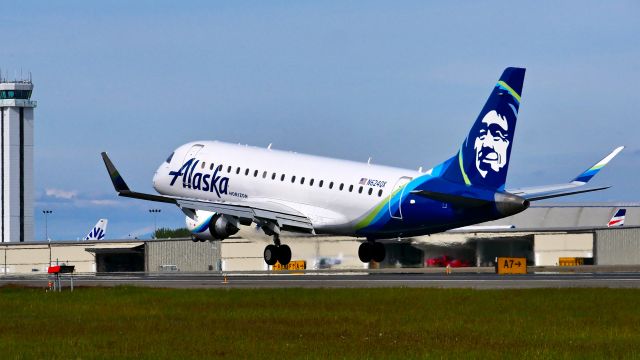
[
  {"left": 506, "top": 146, "right": 624, "bottom": 201},
  {"left": 101, "top": 152, "right": 314, "bottom": 233}
]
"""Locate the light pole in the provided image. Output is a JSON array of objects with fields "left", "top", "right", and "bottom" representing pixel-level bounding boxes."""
[
  {"left": 43, "top": 210, "right": 53, "bottom": 266},
  {"left": 149, "top": 209, "right": 161, "bottom": 238}
]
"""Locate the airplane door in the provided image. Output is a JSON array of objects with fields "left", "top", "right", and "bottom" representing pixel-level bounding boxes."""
[
  {"left": 182, "top": 144, "right": 204, "bottom": 164},
  {"left": 388, "top": 176, "right": 412, "bottom": 220}
]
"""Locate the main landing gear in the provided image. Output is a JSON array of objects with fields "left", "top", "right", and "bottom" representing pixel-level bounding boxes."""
[
  {"left": 358, "top": 240, "right": 386, "bottom": 263},
  {"left": 260, "top": 221, "right": 292, "bottom": 266},
  {"left": 263, "top": 235, "right": 292, "bottom": 266}
]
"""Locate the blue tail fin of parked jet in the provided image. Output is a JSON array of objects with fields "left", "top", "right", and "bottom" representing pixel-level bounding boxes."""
[{"left": 441, "top": 67, "right": 526, "bottom": 190}]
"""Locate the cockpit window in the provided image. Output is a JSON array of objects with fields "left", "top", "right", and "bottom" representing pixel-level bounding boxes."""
[{"left": 166, "top": 152, "right": 174, "bottom": 163}]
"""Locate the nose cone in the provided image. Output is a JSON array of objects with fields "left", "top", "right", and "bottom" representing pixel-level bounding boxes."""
[
  {"left": 494, "top": 192, "right": 530, "bottom": 217},
  {"left": 152, "top": 164, "right": 164, "bottom": 192}
]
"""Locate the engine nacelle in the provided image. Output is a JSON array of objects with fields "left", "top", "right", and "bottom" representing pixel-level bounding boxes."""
[
  {"left": 209, "top": 213, "right": 240, "bottom": 240},
  {"left": 186, "top": 211, "right": 239, "bottom": 241}
]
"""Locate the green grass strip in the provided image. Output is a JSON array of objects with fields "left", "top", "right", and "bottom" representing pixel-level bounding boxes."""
[{"left": 1, "top": 286, "right": 639, "bottom": 359}]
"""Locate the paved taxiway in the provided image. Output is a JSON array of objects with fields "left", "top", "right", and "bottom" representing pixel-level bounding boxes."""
[{"left": 4, "top": 272, "right": 640, "bottom": 289}]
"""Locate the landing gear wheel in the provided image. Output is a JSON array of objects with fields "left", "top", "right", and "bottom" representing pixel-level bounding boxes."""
[
  {"left": 264, "top": 244, "right": 279, "bottom": 266},
  {"left": 372, "top": 242, "right": 386, "bottom": 263},
  {"left": 278, "top": 245, "right": 292, "bottom": 265},
  {"left": 358, "top": 242, "right": 373, "bottom": 263}
]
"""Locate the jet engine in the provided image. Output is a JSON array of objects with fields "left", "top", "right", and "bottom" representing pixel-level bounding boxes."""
[{"left": 186, "top": 211, "right": 239, "bottom": 241}]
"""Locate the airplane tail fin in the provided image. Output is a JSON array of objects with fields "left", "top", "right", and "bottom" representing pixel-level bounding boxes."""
[
  {"left": 440, "top": 67, "right": 526, "bottom": 190},
  {"left": 608, "top": 209, "right": 626, "bottom": 227},
  {"left": 84, "top": 219, "right": 108, "bottom": 240}
]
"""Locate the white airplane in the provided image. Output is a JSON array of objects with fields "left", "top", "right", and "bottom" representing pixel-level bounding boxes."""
[
  {"left": 102, "top": 67, "right": 623, "bottom": 266},
  {"left": 84, "top": 219, "right": 108, "bottom": 240}
]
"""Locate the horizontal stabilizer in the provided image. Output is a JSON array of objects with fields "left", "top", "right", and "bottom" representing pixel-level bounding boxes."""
[
  {"left": 506, "top": 146, "right": 623, "bottom": 201},
  {"left": 523, "top": 186, "right": 609, "bottom": 201},
  {"left": 572, "top": 146, "right": 624, "bottom": 184}
]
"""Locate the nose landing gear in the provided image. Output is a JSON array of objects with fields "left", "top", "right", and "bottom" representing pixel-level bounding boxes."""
[{"left": 358, "top": 241, "right": 385, "bottom": 263}]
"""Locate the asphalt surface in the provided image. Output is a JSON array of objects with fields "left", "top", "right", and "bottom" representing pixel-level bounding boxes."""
[{"left": 4, "top": 271, "right": 640, "bottom": 289}]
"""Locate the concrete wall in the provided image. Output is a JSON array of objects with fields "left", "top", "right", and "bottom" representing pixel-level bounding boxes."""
[
  {"left": 0, "top": 241, "right": 142, "bottom": 274},
  {"left": 595, "top": 228, "right": 640, "bottom": 265},
  {"left": 221, "top": 236, "right": 364, "bottom": 271},
  {"left": 146, "top": 240, "right": 220, "bottom": 272},
  {"left": 533, "top": 233, "right": 593, "bottom": 266}
]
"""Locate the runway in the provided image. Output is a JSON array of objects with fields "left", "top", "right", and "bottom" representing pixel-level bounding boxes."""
[{"left": 4, "top": 271, "right": 640, "bottom": 289}]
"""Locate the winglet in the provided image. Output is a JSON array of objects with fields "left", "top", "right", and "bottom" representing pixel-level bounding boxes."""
[
  {"left": 101, "top": 152, "right": 130, "bottom": 192},
  {"left": 572, "top": 146, "right": 624, "bottom": 184}
]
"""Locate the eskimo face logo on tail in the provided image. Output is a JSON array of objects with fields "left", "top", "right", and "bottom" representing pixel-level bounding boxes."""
[
  {"left": 168, "top": 158, "right": 229, "bottom": 197},
  {"left": 473, "top": 110, "right": 510, "bottom": 178}
]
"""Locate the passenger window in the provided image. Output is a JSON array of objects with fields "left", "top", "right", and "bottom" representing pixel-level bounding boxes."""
[
  {"left": 254, "top": 170, "right": 258, "bottom": 177},
  {"left": 301, "top": 177, "right": 305, "bottom": 185},
  {"left": 201, "top": 162, "right": 206, "bottom": 169},
  {"left": 291, "top": 175, "right": 296, "bottom": 183},
  {"left": 329, "top": 182, "right": 333, "bottom": 189},
  {"left": 310, "top": 179, "right": 314, "bottom": 186},
  {"left": 245, "top": 169, "right": 250, "bottom": 176},
  {"left": 272, "top": 173, "right": 276, "bottom": 180},
  {"left": 281, "top": 174, "right": 285, "bottom": 181},
  {"left": 358, "top": 186, "right": 363, "bottom": 194},
  {"left": 368, "top": 188, "right": 373, "bottom": 195},
  {"left": 340, "top": 183, "right": 344, "bottom": 191},
  {"left": 210, "top": 164, "right": 215, "bottom": 171},
  {"left": 218, "top": 165, "right": 223, "bottom": 172},
  {"left": 378, "top": 189, "right": 383, "bottom": 197},
  {"left": 319, "top": 180, "right": 324, "bottom": 188},
  {"left": 236, "top": 167, "right": 241, "bottom": 174},
  {"left": 227, "top": 166, "right": 232, "bottom": 173},
  {"left": 263, "top": 171, "right": 267, "bottom": 178},
  {"left": 349, "top": 185, "right": 353, "bottom": 192},
  {"left": 166, "top": 152, "right": 174, "bottom": 163}
]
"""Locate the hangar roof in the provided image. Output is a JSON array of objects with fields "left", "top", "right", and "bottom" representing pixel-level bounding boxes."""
[{"left": 480, "top": 202, "right": 640, "bottom": 229}]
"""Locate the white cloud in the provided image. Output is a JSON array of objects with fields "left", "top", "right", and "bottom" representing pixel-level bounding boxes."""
[
  {"left": 89, "top": 199, "right": 119, "bottom": 206},
  {"left": 45, "top": 188, "right": 78, "bottom": 200}
]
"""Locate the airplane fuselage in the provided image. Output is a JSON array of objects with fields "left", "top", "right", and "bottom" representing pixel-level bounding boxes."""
[{"left": 153, "top": 141, "right": 523, "bottom": 239}]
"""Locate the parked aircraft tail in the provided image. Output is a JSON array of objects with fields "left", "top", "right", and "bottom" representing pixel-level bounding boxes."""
[
  {"left": 608, "top": 209, "right": 626, "bottom": 227},
  {"left": 84, "top": 219, "right": 108, "bottom": 240}
]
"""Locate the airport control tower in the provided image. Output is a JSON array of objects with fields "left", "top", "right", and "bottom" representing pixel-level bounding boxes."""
[{"left": 0, "top": 75, "right": 35, "bottom": 242}]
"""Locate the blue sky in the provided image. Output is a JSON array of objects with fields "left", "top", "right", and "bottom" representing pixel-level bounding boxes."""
[{"left": 2, "top": 1, "right": 639, "bottom": 240}]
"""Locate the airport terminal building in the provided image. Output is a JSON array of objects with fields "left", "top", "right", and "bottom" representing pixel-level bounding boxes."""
[{"left": 1, "top": 203, "right": 639, "bottom": 274}]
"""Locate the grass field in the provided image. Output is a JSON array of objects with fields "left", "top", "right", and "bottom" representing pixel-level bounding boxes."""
[{"left": 1, "top": 286, "right": 639, "bottom": 359}]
